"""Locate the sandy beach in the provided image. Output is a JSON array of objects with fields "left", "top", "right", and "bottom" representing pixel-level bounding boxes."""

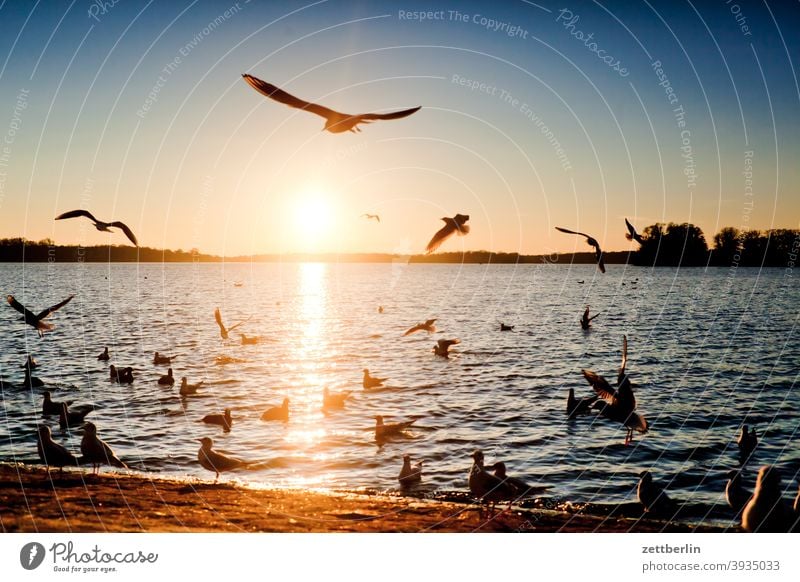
[{"left": 0, "top": 464, "right": 729, "bottom": 533}]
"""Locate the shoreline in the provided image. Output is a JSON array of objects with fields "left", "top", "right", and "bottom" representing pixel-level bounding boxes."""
[{"left": 0, "top": 464, "right": 730, "bottom": 533}]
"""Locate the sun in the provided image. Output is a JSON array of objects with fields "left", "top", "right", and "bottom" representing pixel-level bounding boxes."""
[{"left": 292, "top": 190, "right": 333, "bottom": 243}]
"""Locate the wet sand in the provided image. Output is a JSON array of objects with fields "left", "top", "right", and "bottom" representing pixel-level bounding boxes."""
[{"left": 0, "top": 464, "right": 729, "bottom": 533}]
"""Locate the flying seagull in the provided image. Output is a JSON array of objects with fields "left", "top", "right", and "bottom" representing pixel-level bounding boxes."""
[
  {"left": 403, "top": 318, "right": 437, "bottom": 336},
  {"left": 214, "top": 308, "right": 250, "bottom": 340},
  {"left": 433, "top": 338, "right": 460, "bottom": 358},
  {"left": 361, "top": 214, "right": 380, "bottom": 223},
  {"left": 6, "top": 294, "right": 74, "bottom": 336},
  {"left": 625, "top": 218, "right": 645, "bottom": 244},
  {"left": 426, "top": 214, "right": 470, "bottom": 254},
  {"left": 55, "top": 209, "right": 138, "bottom": 246},
  {"left": 241, "top": 74, "right": 421, "bottom": 134},
  {"left": 555, "top": 226, "right": 605, "bottom": 273}
]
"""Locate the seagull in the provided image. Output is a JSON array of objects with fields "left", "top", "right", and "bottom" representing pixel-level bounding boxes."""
[
  {"left": 426, "top": 214, "right": 470, "bottom": 254},
  {"left": 742, "top": 466, "right": 793, "bottom": 532},
  {"left": 198, "top": 437, "right": 253, "bottom": 482},
  {"left": 202, "top": 409, "right": 232, "bottom": 432},
  {"left": 97, "top": 347, "right": 110, "bottom": 361},
  {"left": 499, "top": 323, "right": 514, "bottom": 332},
  {"left": 363, "top": 369, "right": 387, "bottom": 389},
  {"left": 555, "top": 226, "right": 605, "bottom": 273},
  {"left": 214, "top": 308, "right": 250, "bottom": 340},
  {"left": 23, "top": 355, "right": 38, "bottom": 369},
  {"left": 109, "top": 365, "right": 134, "bottom": 384},
  {"left": 725, "top": 470, "right": 752, "bottom": 515},
  {"left": 157, "top": 368, "right": 175, "bottom": 386},
  {"left": 398, "top": 454, "right": 423, "bottom": 486},
  {"left": 153, "top": 352, "right": 175, "bottom": 365},
  {"left": 737, "top": 425, "right": 757, "bottom": 463},
  {"left": 37, "top": 425, "right": 79, "bottom": 474},
  {"left": 80, "top": 422, "right": 127, "bottom": 474},
  {"left": 403, "top": 318, "right": 437, "bottom": 336},
  {"left": 322, "top": 387, "right": 352, "bottom": 410},
  {"left": 261, "top": 398, "right": 289, "bottom": 422},
  {"left": 59, "top": 402, "right": 94, "bottom": 430},
  {"left": 374, "top": 415, "right": 417, "bottom": 442},
  {"left": 637, "top": 471, "right": 675, "bottom": 514},
  {"left": 6, "top": 294, "right": 74, "bottom": 337},
  {"left": 42, "top": 391, "right": 74, "bottom": 416},
  {"left": 433, "top": 338, "right": 460, "bottom": 357},
  {"left": 583, "top": 335, "right": 648, "bottom": 444},
  {"left": 241, "top": 73, "right": 421, "bottom": 134},
  {"left": 240, "top": 334, "right": 261, "bottom": 345},
  {"left": 361, "top": 214, "right": 380, "bottom": 223},
  {"left": 490, "top": 461, "right": 535, "bottom": 500},
  {"left": 179, "top": 377, "right": 204, "bottom": 396},
  {"left": 55, "top": 209, "right": 138, "bottom": 246},
  {"left": 468, "top": 450, "right": 516, "bottom": 513},
  {"left": 23, "top": 367, "right": 45, "bottom": 388},
  {"left": 625, "top": 218, "right": 645, "bottom": 244},
  {"left": 580, "top": 307, "right": 600, "bottom": 330},
  {"left": 566, "top": 388, "right": 598, "bottom": 419}
]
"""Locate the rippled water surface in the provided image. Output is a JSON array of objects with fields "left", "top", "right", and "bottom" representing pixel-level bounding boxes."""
[{"left": 1, "top": 262, "right": 798, "bottom": 520}]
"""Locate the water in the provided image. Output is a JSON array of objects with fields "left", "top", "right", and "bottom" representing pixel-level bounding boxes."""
[{"left": 1, "top": 262, "right": 798, "bottom": 522}]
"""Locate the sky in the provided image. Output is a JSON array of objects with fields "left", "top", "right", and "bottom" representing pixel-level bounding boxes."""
[{"left": 0, "top": 0, "right": 797, "bottom": 257}]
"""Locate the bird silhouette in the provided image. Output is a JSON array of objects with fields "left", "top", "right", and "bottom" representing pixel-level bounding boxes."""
[
  {"left": 202, "top": 409, "right": 232, "bottom": 432},
  {"left": 374, "top": 415, "right": 417, "bottom": 442},
  {"left": 363, "top": 369, "right": 387, "bottom": 389},
  {"left": 725, "top": 470, "right": 752, "bottom": 515},
  {"left": 37, "top": 425, "right": 79, "bottom": 474},
  {"left": 637, "top": 471, "right": 675, "bottom": 514},
  {"left": 468, "top": 450, "right": 517, "bottom": 514},
  {"left": 555, "top": 226, "right": 605, "bottom": 273},
  {"left": 361, "top": 213, "right": 380, "bottom": 222},
  {"left": 403, "top": 318, "right": 437, "bottom": 336},
  {"left": 625, "top": 218, "right": 645, "bottom": 244},
  {"left": 742, "top": 466, "right": 793, "bottom": 532},
  {"left": 323, "top": 387, "right": 352, "bottom": 410},
  {"left": 197, "top": 437, "right": 253, "bottom": 482},
  {"left": 566, "top": 388, "right": 598, "bottom": 419},
  {"left": 55, "top": 209, "right": 138, "bottom": 246},
  {"left": 80, "top": 422, "right": 127, "bottom": 474},
  {"left": 6, "top": 294, "right": 74, "bottom": 337},
  {"left": 97, "top": 347, "right": 110, "bottom": 361},
  {"left": 737, "top": 425, "right": 758, "bottom": 464},
  {"left": 153, "top": 352, "right": 175, "bottom": 365},
  {"left": 242, "top": 74, "right": 421, "bottom": 133},
  {"left": 433, "top": 338, "right": 460, "bottom": 358},
  {"left": 261, "top": 398, "right": 289, "bottom": 422},
  {"left": 398, "top": 454, "right": 423, "bottom": 486},
  {"left": 426, "top": 214, "right": 470, "bottom": 253},
  {"left": 158, "top": 368, "right": 175, "bottom": 386},
  {"left": 179, "top": 377, "right": 204, "bottom": 397},
  {"left": 214, "top": 308, "right": 250, "bottom": 340}
]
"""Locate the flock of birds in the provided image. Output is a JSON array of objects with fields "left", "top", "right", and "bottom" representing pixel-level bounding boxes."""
[{"left": 5, "top": 72, "right": 798, "bottom": 532}]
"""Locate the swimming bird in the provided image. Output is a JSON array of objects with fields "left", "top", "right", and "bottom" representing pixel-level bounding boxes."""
[
  {"left": 202, "top": 409, "right": 232, "bottom": 432},
  {"left": 742, "top": 466, "right": 792, "bottom": 532},
  {"left": 37, "top": 425, "right": 79, "bottom": 473},
  {"left": 555, "top": 226, "right": 605, "bottom": 273},
  {"left": 42, "top": 391, "right": 74, "bottom": 416},
  {"left": 6, "top": 294, "right": 74, "bottom": 337},
  {"left": 637, "top": 471, "right": 675, "bottom": 514},
  {"left": 97, "top": 347, "right": 110, "bottom": 361},
  {"left": 59, "top": 402, "right": 94, "bottom": 430},
  {"left": 583, "top": 335, "right": 648, "bottom": 444},
  {"left": 80, "top": 422, "right": 127, "bottom": 474},
  {"left": 398, "top": 454, "right": 423, "bottom": 486},
  {"left": 109, "top": 365, "right": 134, "bottom": 384},
  {"left": 580, "top": 306, "right": 600, "bottom": 330},
  {"left": 725, "top": 470, "right": 752, "bottom": 515},
  {"left": 499, "top": 323, "right": 514, "bottom": 331},
  {"left": 241, "top": 73, "right": 421, "bottom": 134},
  {"left": 158, "top": 368, "right": 175, "bottom": 386},
  {"left": 214, "top": 308, "right": 250, "bottom": 340},
  {"left": 374, "top": 415, "right": 417, "bottom": 442},
  {"left": 261, "top": 398, "right": 289, "bottom": 422},
  {"left": 153, "top": 352, "right": 175, "bottom": 365},
  {"left": 737, "top": 425, "right": 757, "bottom": 463},
  {"left": 403, "top": 318, "right": 437, "bottom": 336},
  {"left": 323, "top": 387, "right": 352, "bottom": 410},
  {"left": 179, "top": 377, "right": 204, "bottom": 396},
  {"left": 433, "top": 338, "right": 460, "bottom": 357},
  {"left": 625, "top": 218, "right": 645, "bottom": 244},
  {"left": 362, "top": 213, "right": 380, "bottom": 222},
  {"left": 197, "top": 437, "right": 253, "bottom": 482},
  {"left": 363, "top": 369, "right": 387, "bottom": 389},
  {"left": 23, "top": 355, "right": 38, "bottom": 369},
  {"left": 55, "top": 209, "right": 138, "bottom": 246},
  {"left": 468, "top": 450, "right": 516, "bottom": 513},
  {"left": 426, "top": 214, "right": 470, "bottom": 253},
  {"left": 378, "top": 306, "right": 384, "bottom": 314},
  {"left": 240, "top": 334, "right": 261, "bottom": 345},
  {"left": 566, "top": 388, "right": 598, "bottom": 419},
  {"left": 23, "top": 367, "right": 45, "bottom": 388}
]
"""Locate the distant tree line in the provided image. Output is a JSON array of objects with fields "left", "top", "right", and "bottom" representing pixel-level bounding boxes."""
[{"left": 0, "top": 238, "right": 217, "bottom": 262}]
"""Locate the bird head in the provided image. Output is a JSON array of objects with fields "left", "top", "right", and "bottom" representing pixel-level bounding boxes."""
[
  {"left": 472, "top": 450, "right": 484, "bottom": 462},
  {"left": 199, "top": 437, "right": 213, "bottom": 449},
  {"left": 638, "top": 471, "right": 652, "bottom": 481},
  {"left": 282, "top": 398, "right": 290, "bottom": 408},
  {"left": 755, "top": 465, "right": 781, "bottom": 492},
  {"left": 43, "top": 391, "right": 52, "bottom": 402},
  {"left": 37, "top": 425, "right": 51, "bottom": 438},
  {"left": 374, "top": 415, "right": 384, "bottom": 425},
  {"left": 83, "top": 422, "right": 97, "bottom": 436}
]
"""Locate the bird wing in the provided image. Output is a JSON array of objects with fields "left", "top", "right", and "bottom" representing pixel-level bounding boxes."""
[
  {"left": 55, "top": 209, "right": 98, "bottom": 223},
  {"left": 214, "top": 308, "right": 226, "bottom": 333},
  {"left": 582, "top": 369, "right": 616, "bottom": 402},
  {"left": 426, "top": 220, "right": 457, "bottom": 253},
  {"left": 6, "top": 295, "right": 38, "bottom": 321},
  {"left": 625, "top": 411, "right": 648, "bottom": 433},
  {"left": 404, "top": 324, "right": 423, "bottom": 336},
  {"left": 597, "top": 252, "right": 606, "bottom": 273},
  {"left": 101, "top": 440, "right": 127, "bottom": 468},
  {"left": 555, "top": 226, "right": 589, "bottom": 238},
  {"left": 424, "top": 318, "right": 437, "bottom": 327},
  {"left": 242, "top": 74, "right": 336, "bottom": 119},
  {"left": 36, "top": 295, "right": 74, "bottom": 320},
  {"left": 618, "top": 335, "right": 628, "bottom": 379},
  {"left": 625, "top": 218, "right": 637, "bottom": 240},
  {"left": 439, "top": 338, "right": 461, "bottom": 349},
  {"left": 359, "top": 106, "right": 421, "bottom": 121},
  {"left": 226, "top": 315, "right": 251, "bottom": 332},
  {"left": 109, "top": 221, "right": 138, "bottom": 246}
]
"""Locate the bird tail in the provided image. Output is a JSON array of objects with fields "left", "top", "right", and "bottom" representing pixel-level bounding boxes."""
[
  {"left": 37, "top": 321, "right": 55, "bottom": 332},
  {"left": 111, "top": 456, "right": 128, "bottom": 469}
]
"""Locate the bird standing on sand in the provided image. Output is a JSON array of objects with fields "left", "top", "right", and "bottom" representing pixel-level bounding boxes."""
[
  {"left": 197, "top": 437, "right": 253, "bottom": 482},
  {"left": 158, "top": 368, "right": 175, "bottom": 386},
  {"left": 433, "top": 338, "right": 460, "bottom": 358},
  {"left": 398, "top": 454, "right": 423, "bottom": 486},
  {"left": 55, "top": 209, "right": 138, "bottom": 246},
  {"left": 80, "top": 422, "right": 127, "bottom": 474},
  {"left": 241, "top": 73, "right": 421, "bottom": 134},
  {"left": 625, "top": 218, "right": 645, "bottom": 244},
  {"left": 59, "top": 402, "right": 94, "bottom": 430},
  {"left": 37, "top": 425, "right": 79, "bottom": 473},
  {"left": 725, "top": 470, "right": 752, "bottom": 515},
  {"left": 426, "top": 214, "right": 470, "bottom": 254},
  {"left": 737, "top": 425, "right": 757, "bottom": 463},
  {"left": 202, "top": 409, "right": 232, "bottom": 432},
  {"left": 637, "top": 471, "right": 675, "bottom": 514},
  {"left": 97, "top": 347, "right": 110, "bottom": 361},
  {"left": 566, "top": 388, "right": 598, "bottom": 419},
  {"left": 323, "top": 387, "right": 352, "bottom": 410},
  {"left": 555, "top": 226, "right": 605, "bottom": 273},
  {"left": 214, "top": 308, "right": 250, "bottom": 340},
  {"left": 153, "top": 352, "right": 175, "bottom": 365},
  {"left": 742, "top": 466, "right": 793, "bottom": 532},
  {"left": 261, "top": 398, "right": 289, "bottom": 422},
  {"left": 6, "top": 294, "right": 74, "bottom": 337},
  {"left": 490, "top": 461, "right": 533, "bottom": 499},
  {"left": 363, "top": 369, "right": 387, "bottom": 389},
  {"left": 403, "top": 318, "right": 437, "bottom": 336},
  {"left": 468, "top": 450, "right": 516, "bottom": 513},
  {"left": 179, "top": 377, "right": 204, "bottom": 396},
  {"left": 362, "top": 214, "right": 380, "bottom": 222},
  {"left": 374, "top": 415, "right": 417, "bottom": 442},
  {"left": 580, "top": 307, "right": 600, "bottom": 330}
]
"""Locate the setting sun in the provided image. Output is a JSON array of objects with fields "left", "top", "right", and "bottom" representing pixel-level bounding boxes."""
[{"left": 293, "top": 190, "right": 334, "bottom": 242}]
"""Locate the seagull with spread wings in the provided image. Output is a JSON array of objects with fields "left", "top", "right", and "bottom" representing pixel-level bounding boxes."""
[
  {"left": 555, "top": 226, "right": 605, "bottom": 273},
  {"left": 214, "top": 308, "right": 250, "bottom": 340},
  {"left": 403, "top": 318, "right": 437, "bottom": 336},
  {"left": 361, "top": 213, "right": 380, "bottom": 223},
  {"left": 55, "top": 210, "right": 138, "bottom": 246},
  {"left": 625, "top": 218, "right": 645, "bottom": 244},
  {"left": 433, "top": 338, "right": 460, "bottom": 358},
  {"left": 426, "top": 214, "right": 470, "bottom": 253},
  {"left": 242, "top": 74, "right": 421, "bottom": 134},
  {"left": 6, "top": 294, "right": 74, "bottom": 336}
]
